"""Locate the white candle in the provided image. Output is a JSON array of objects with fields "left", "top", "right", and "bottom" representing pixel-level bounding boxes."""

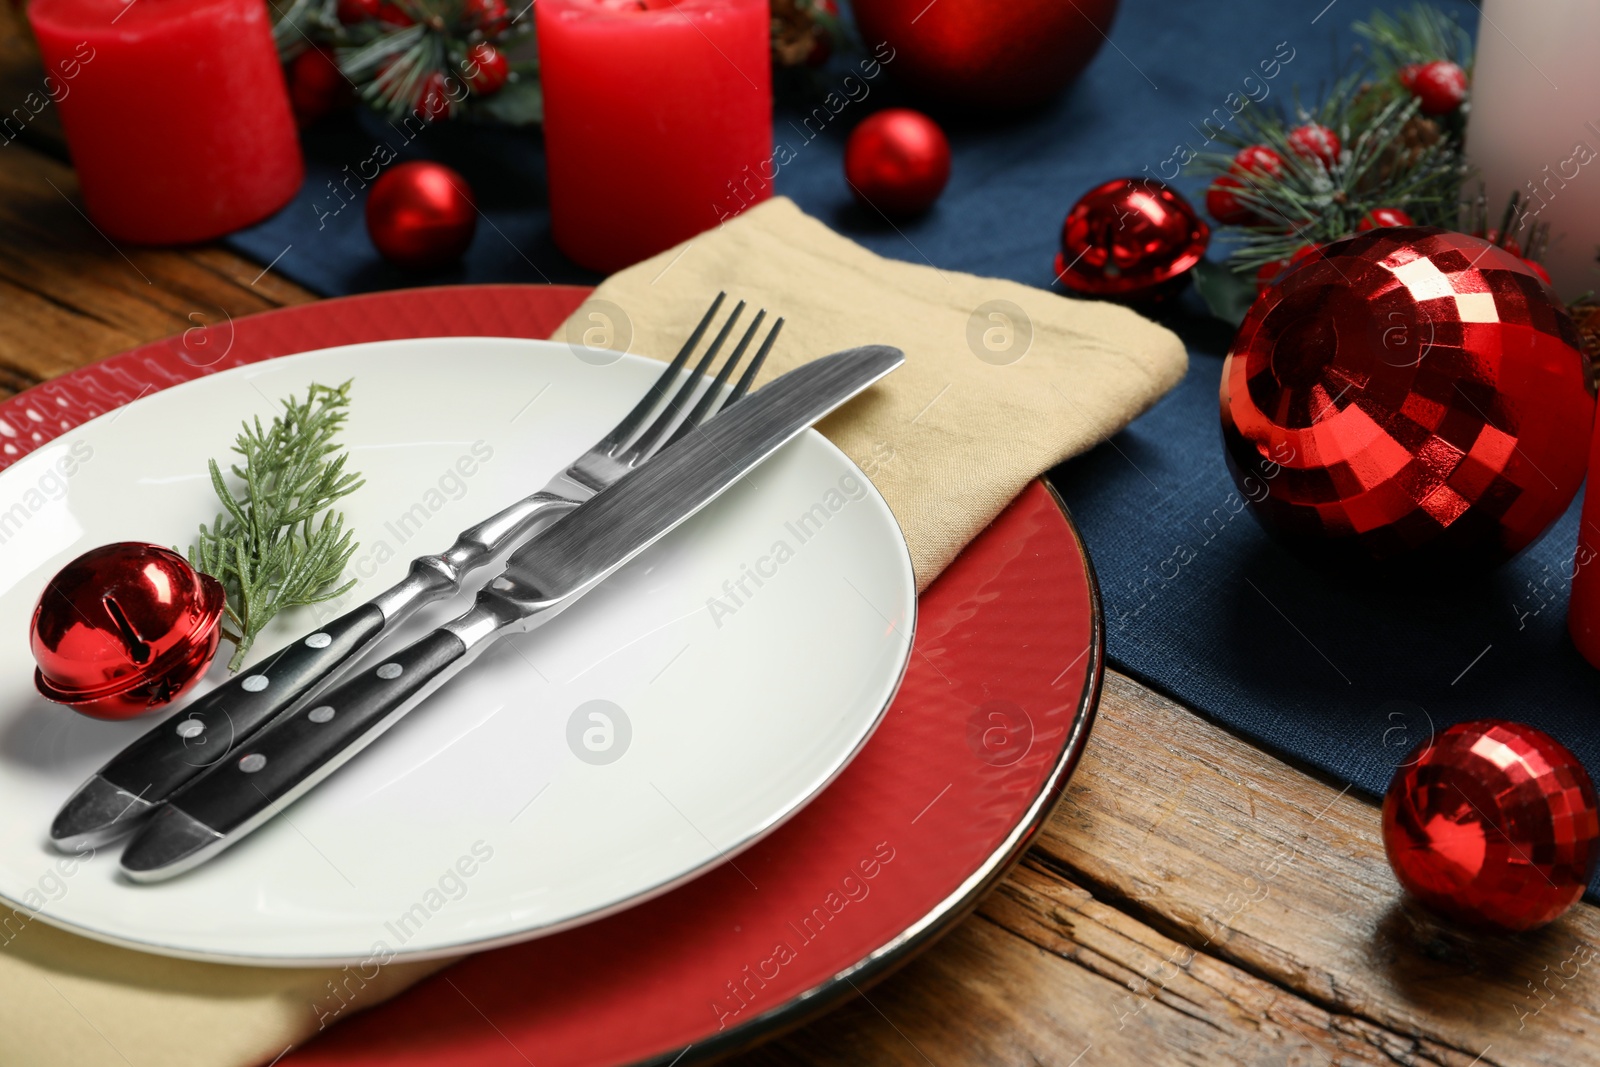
[{"left": 1466, "top": 0, "right": 1600, "bottom": 299}]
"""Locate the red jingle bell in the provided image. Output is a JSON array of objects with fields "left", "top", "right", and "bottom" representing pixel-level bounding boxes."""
[
  {"left": 31, "top": 543, "right": 226, "bottom": 721},
  {"left": 1220, "top": 227, "right": 1594, "bottom": 569},
  {"left": 1384, "top": 720, "right": 1599, "bottom": 931},
  {"left": 1055, "top": 177, "right": 1208, "bottom": 300}
]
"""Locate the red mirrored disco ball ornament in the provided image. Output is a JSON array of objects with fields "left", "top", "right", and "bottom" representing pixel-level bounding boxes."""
[
  {"left": 1220, "top": 227, "right": 1594, "bottom": 569},
  {"left": 31, "top": 543, "right": 226, "bottom": 721},
  {"left": 1384, "top": 720, "right": 1600, "bottom": 931},
  {"left": 365, "top": 161, "right": 477, "bottom": 271},
  {"left": 843, "top": 108, "right": 951, "bottom": 217},
  {"left": 1055, "top": 177, "right": 1208, "bottom": 301}
]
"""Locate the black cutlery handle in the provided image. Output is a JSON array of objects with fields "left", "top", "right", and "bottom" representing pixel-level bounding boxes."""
[
  {"left": 95, "top": 604, "right": 387, "bottom": 801},
  {"left": 155, "top": 629, "right": 467, "bottom": 837}
]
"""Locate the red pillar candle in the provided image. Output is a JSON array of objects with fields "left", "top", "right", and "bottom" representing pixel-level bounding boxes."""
[
  {"left": 537, "top": 0, "right": 771, "bottom": 273},
  {"left": 27, "top": 0, "right": 303, "bottom": 245},
  {"left": 1570, "top": 417, "right": 1600, "bottom": 665}
]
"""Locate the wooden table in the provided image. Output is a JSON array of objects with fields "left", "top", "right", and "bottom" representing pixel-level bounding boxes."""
[{"left": 2, "top": 25, "right": 1595, "bottom": 1067}]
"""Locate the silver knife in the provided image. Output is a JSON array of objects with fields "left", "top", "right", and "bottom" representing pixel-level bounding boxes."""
[
  {"left": 119, "top": 345, "right": 904, "bottom": 881},
  {"left": 52, "top": 297, "right": 761, "bottom": 851}
]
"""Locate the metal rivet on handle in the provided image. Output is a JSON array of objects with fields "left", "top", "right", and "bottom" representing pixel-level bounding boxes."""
[
  {"left": 175, "top": 719, "right": 204, "bottom": 739},
  {"left": 307, "top": 706, "right": 335, "bottom": 724},
  {"left": 376, "top": 663, "right": 403, "bottom": 680},
  {"left": 305, "top": 633, "right": 332, "bottom": 649},
  {"left": 239, "top": 753, "right": 267, "bottom": 773},
  {"left": 241, "top": 676, "right": 268, "bottom": 693}
]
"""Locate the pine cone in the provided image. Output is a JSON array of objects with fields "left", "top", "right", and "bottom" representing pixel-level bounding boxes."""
[
  {"left": 771, "top": 0, "right": 821, "bottom": 67},
  {"left": 1368, "top": 115, "right": 1442, "bottom": 187}
]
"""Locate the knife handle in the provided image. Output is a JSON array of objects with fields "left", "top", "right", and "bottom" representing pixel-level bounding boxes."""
[
  {"left": 51, "top": 603, "right": 387, "bottom": 845},
  {"left": 121, "top": 628, "right": 471, "bottom": 878}
]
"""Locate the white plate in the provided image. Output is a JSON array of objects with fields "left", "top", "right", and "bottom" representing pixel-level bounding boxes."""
[{"left": 0, "top": 338, "right": 914, "bottom": 965}]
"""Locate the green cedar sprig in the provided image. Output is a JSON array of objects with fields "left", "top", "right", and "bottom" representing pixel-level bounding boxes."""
[{"left": 190, "top": 381, "right": 364, "bottom": 671}]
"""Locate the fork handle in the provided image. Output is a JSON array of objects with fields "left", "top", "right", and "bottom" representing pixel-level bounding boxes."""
[
  {"left": 120, "top": 627, "right": 476, "bottom": 881},
  {"left": 51, "top": 492, "right": 577, "bottom": 850}
]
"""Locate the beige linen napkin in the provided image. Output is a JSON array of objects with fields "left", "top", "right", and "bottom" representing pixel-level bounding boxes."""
[
  {"left": 0, "top": 196, "right": 1184, "bottom": 1067},
  {"left": 557, "top": 197, "right": 1187, "bottom": 591}
]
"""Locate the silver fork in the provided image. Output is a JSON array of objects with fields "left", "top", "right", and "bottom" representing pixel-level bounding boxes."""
[{"left": 49, "top": 294, "right": 784, "bottom": 849}]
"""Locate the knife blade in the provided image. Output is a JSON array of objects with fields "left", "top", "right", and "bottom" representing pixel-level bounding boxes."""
[{"left": 119, "top": 344, "right": 904, "bottom": 881}]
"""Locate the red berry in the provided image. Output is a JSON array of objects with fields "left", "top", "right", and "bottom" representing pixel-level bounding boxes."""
[
  {"left": 289, "top": 49, "right": 349, "bottom": 126},
  {"left": 1287, "top": 124, "right": 1340, "bottom": 169},
  {"left": 462, "top": 42, "right": 509, "bottom": 95},
  {"left": 377, "top": 1, "right": 413, "bottom": 25},
  {"left": 336, "top": 0, "right": 380, "bottom": 22},
  {"left": 1288, "top": 243, "right": 1323, "bottom": 268},
  {"left": 1407, "top": 60, "right": 1467, "bottom": 116},
  {"left": 1525, "top": 259, "right": 1553, "bottom": 285},
  {"left": 463, "top": 0, "right": 509, "bottom": 30},
  {"left": 414, "top": 71, "right": 457, "bottom": 121},
  {"left": 1232, "top": 144, "right": 1284, "bottom": 179},
  {"left": 1255, "top": 259, "right": 1288, "bottom": 293},
  {"left": 1206, "top": 174, "right": 1257, "bottom": 225},
  {"left": 1357, "top": 207, "right": 1414, "bottom": 230}
]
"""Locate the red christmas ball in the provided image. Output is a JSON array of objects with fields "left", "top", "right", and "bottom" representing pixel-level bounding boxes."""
[
  {"left": 462, "top": 42, "right": 508, "bottom": 95},
  {"left": 1384, "top": 720, "right": 1599, "bottom": 931},
  {"left": 1233, "top": 144, "right": 1284, "bottom": 179},
  {"left": 366, "top": 161, "right": 477, "bottom": 270},
  {"left": 1220, "top": 228, "right": 1593, "bottom": 569},
  {"left": 1206, "top": 174, "right": 1258, "bottom": 226},
  {"left": 1287, "top": 123, "right": 1340, "bottom": 169},
  {"left": 844, "top": 108, "right": 951, "bottom": 217},
  {"left": 851, "top": 0, "right": 1119, "bottom": 110},
  {"left": 1405, "top": 59, "right": 1468, "bottom": 116},
  {"left": 1358, "top": 207, "right": 1414, "bottom": 230},
  {"left": 31, "top": 543, "right": 225, "bottom": 721},
  {"left": 288, "top": 48, "right": 350, "bottom": 127},
  {"left": 1526, "top": 259, "right": 1553, "bottom": 286},
  {"left": 336, "top": 0, "right": 380, "bottom": 23},
  {"left": 1254, "top": 258, "right": 1288, "bottom": 294},
  {"left": 1055, "top": 177, "right": 1208, "bottom": 300}
]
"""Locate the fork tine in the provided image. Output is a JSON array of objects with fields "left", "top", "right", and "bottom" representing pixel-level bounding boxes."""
[
  {"left": 726, "top": 315, "right": 782, "bottom": 405},
  {"left": 627, "top": 300, "right": 746, "bottom": 459},
  {"left": 663, "top": 310, "right": 767, "bottom": 450},
  {"left": 595, "top": 292, "right": 725, "bottom": 453}
]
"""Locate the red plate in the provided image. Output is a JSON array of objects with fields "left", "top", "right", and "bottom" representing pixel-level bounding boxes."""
[{"left": 0, "top": 285, "right": 1102, "bottom": 1065}]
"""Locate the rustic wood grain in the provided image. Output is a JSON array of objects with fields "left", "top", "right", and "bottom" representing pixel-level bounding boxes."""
[
  {"left": 735, "top": 671, "right": 1600, "bottom": 1067},
  {"left": 0, "top": 115, "right": 312, "bottom": 398}
]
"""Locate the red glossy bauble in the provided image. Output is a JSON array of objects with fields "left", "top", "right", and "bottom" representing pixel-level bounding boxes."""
[
  {"left": 1220, "top": 227, "right": 1594, "bottom": 569},
  {"left": 1205, "top": 174, "right": 1256, "bottom": 226},
  {"left": 366, "top": 161, "right": 477, "bottom": 270},
  {"left": 1357, "top": 207, "right": 1413, "bottom": 230},
  {"left": 1055, "top": 177, "right": 1208, "bottom": 300},
  {"left": 1403, "top": 59, "right": 1468, "bottom": 116},
  {"left": 31, "top": 543, "right": 225, "bottom": 721},
  {"left": 1287, "top": 123, "right": 1340, "bottom": 169},
  {"left": 844, "top": 108, "right": 951, "bottom": 217},
  {"left": 288, "top": 48, "right": 350, "bottom": 127},
  {"left": 1384, "top": 720, "right": 1599, "bottom": 931},
  {"left": 851, "top": 0, "right": 1119, "bottom": 110},
  {"left": 462, "top": 42, "right": 508, "bottom": 95}
]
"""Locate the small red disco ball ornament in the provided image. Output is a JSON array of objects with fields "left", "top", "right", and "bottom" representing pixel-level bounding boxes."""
[
  {"left": 1054, "top": 177, "right": 1208, "bottom": 300},
  {"left": 32, "top": 543, "right": 226, "bottom": 720},
  {"left": 1220, "top": 227, "right": 1593, "bottom": 569},
  {"left": 1384, "top": 720, "right": 1599, "bottom": 931}
]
